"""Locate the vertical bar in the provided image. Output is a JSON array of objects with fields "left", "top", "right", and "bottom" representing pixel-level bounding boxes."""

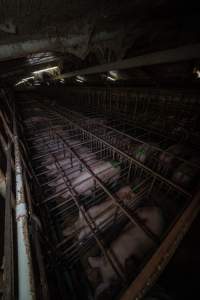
[
  {"left": 3, "top": 144, "right": 13, "bottom": 300},
  {"left": 13, "top": 117, "right": 36, "bottom": 300}
]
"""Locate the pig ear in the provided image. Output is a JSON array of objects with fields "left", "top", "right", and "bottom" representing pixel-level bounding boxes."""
[{"left": 88, "top": 256, "right": 101, "bottom": 268}]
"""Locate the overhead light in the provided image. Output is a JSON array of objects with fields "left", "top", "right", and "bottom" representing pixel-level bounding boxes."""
[
  {"left": 76, "top": 78, "right": 84, "bottom": 83},
  {"left": 23, "top": 76, "right": 34, "bottom": 81},
  {"left": 107, "top": 70, "right": 119, "bottom": 81},
  {"left": 109, "top": 70, "right": 118, "bottom": 78},
  {"left": 193, "top": 67, "right": 200, "bottom": 79},
  {"left": 196, "top": 70, "right": 200, "bottom": 78},
  {"left": 107, "top": 76, "right": 116, "bottom": 81},
  {"left": 15, "top": 76, "right": 35, "bottom": 86},
  {"left": 77, "top": 75, "right": 85, "bottom": 81},
  {"left": 75, "top": 75, "right": 85, "bottom": 83},
  {"left": 15, "top": 81, "right": 24, "bottom": 86},
  {"left": 33, "top": 66, "right": 58, "bottom": 74}
]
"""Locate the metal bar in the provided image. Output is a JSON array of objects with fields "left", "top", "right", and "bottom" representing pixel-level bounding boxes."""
[
  {"left": 57, "top": 43, "right": 200, "bottom": 79},
  {"left": 24, "top": 175, "right": 49, "bottom": 300},
  {"left": 13, "top": 112, "right": 36, "bottom": 300},
  {"left": 120, "top": 186, "right": 200, "bottom": 300},
  {"left": 52, "top": 104, "right": 191, "bottom": 197},
  {"left": 19, "top": 96, "right": 195, "bottom": 299},
  {"left": 56, "top": 132, "right": 160, "bottom": 244},
  {"left": 3, "top": 144, "right": 13, "bottom": 300},
  {"left": 39, "top": 131, "right": 127, "bottom": 283},
  {"left": 59, "top": 105, "right": 200, "bottom": 169}
]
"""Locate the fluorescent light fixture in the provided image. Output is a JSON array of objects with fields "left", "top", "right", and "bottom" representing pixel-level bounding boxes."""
[
  {"left": 77, "top": 75, "right": 85, "bottom": 81},
  {"left": 15, "top": 76, "right": 35, "bottom": 86},
  {"left": 15, "top": 81, "right": 24, "bottom": 86},
  {"left": 33, "top": 66, "right": 58, "bottom": 74},
  {"left": 76, "top": 78, "right": 84, "bottom": 83},
  {"left": 107, "top": 76, "right": 116, "bottom": 81},
  {"left": 109, "top": 70, "right": 118, "bottom": 78},
  {"left": 23, "top": 76, "right": 34, "bottom": 81},
  {"left": 193, "top": 67, "right": 200, "bottom": 79},
  {"left": 196, "top": 70, "right": 200, "bottom": 78},
  {"left": 75, "top": 75, "right": 85, "bottom": 83}
]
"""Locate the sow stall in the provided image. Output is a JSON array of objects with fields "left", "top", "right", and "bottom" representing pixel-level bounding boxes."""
[{"left": 0, "top": 88, "right": 200, "bottom": 300}]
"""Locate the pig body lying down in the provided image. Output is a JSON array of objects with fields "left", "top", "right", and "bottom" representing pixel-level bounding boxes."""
[
  {"left": 171, "top": 156, "right": 200, "bottom": 188},
  {"left": 48, "top": 160, "right": 120, "bottom": 197},
  {"left": 63, "top": 185, "right": 135, "bottom": 239},
  {"left": 158, "top": 144, "right": 190, "bottom": 172},
  {"left": 88, "top": 206, "right": 164, "bottom": 298},
  {"left": 133, "top": 143, "right": 156, "bottom": 164}
]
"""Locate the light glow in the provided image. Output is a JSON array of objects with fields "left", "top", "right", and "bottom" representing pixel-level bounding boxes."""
[
  {"left": 109, "top": 70, "right": 118, "bottom": 78},
  {"left": 76, "top": 79, "right": 84, "bottom": 83},
  {"left": 107, "top": 76, "right": 116, "bottom": 81},
  {"left": 75, "top": 75, "right": 85, "bottom": 83},
  {"left": 33, "top": 66, "right": 58, "bottom": 74},
  {"left": 75, "top": 75, "right": 86, "bottom": 83},
  {"left": 15, "top": 76, "right": 34, "bottom": 86},
  {"left": 196, "top": 70, "right": 200, "bottom": 78}
]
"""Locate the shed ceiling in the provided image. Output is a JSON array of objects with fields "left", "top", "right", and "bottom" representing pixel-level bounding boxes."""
[{"left": 0, "top": 1, "right": 199, "bottom": 87}]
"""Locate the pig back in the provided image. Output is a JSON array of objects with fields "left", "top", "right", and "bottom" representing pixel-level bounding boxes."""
[{"left": 109, "top": 206, "right": 164, "bottom": 267}]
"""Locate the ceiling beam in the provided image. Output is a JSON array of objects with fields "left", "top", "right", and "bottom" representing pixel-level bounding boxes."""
[{"left": 58, "top": 43, "right": 200, "bottom": 79}]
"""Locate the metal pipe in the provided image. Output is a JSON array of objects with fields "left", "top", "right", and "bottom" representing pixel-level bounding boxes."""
[
  {"left": 13, "top": 114, "right": 36, "bottom": 300},
  {"left": 56, "top": 132, "right": 160, "bottom": 244},
  {"left": 3, "top": 144, "right": 14, "bottom": 300},
  {"left": 52, "top": 104, "right": 191, "bottom": 196},
  {"left": 40, "top": 131, "right": 127, "bottom": 283},
  {"left": 57, "top": 43, "right": 200, "bottom": 79},
  {"left": 57, "top": 105, "right": 200, "bottom": 170}
]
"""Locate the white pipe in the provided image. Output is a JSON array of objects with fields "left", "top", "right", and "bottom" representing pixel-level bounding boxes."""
[{"left": 14, "top": 121, "right": 36, "bottom": 300}]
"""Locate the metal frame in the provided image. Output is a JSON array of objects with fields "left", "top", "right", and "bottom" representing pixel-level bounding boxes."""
[
  {"left": 18, "top": 94, "right": 195, "bottom": 300},
  {"left": 57, "top": 43, "right": 200, "bottom": 79}
]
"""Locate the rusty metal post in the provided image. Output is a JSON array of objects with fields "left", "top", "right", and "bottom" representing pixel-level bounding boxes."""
[
  {"left": 13, "top": 115, "right": 36, "bottom": 300},
  {"left": 3, "top": 144, "right": 14, "bottom": 300}
]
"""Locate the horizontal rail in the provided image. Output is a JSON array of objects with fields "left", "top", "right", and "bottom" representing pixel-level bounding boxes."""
[{"left": 57, "top": 43, "right": 200, "bottom": 79}]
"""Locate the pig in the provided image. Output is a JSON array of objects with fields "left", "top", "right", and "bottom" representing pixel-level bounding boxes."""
[
  {"left": 46, "top": 145, "right": 98, "bottom": 175},
  {"left": 158, "top": 144, "right": 189, "bottom": 173},
  {"left": 63, "top": 185, "right": 135, "bottom": 239},
  {"left": 171, "top": 156, "right": 200, "bottom": 188},
  {"left": 133, "top": 143, "right": 156, "bottom": 164},
  {"left": 48, "top": 160, "right": 120, "bottom": 198},
  {"left": 88, "top": 206, "right": 164, "bottom": 298},
  {"left": 69, "top": 160, "right": 120, "bottom": 197}
]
